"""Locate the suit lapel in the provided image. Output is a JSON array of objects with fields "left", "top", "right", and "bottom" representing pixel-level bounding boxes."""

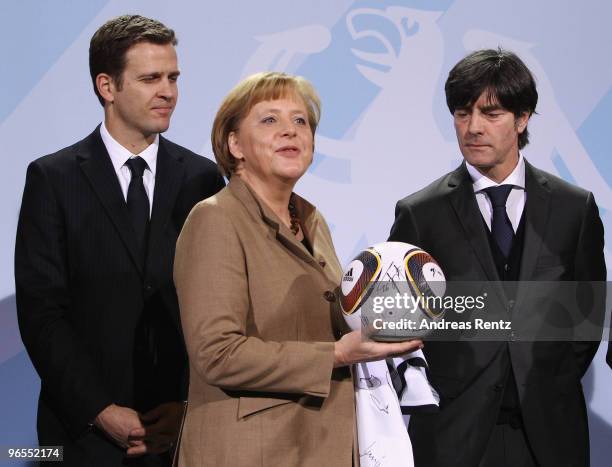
[
  {"left": 513, "top": 161, "right": 552, "bottom": 316},
  {"left": 146, "top": 137, "right": 184, "bottom": 267},
  {"left": 78, "top": 127, "right": 144, "bottom": 276},
  {"left": 272, "top": 199, "right": 338, "bottom": 286},
  {"left": 518, "top": 161, "right": 551, "bottom": 281},
  {"left": 258, "top": 196, "right": 317, "bottom": 267},
  {"left": 446, "top": 164, "right": 507, "bottom": 307},
  {"left": 228, "top": 178, "right": 332, "bottom": 281},
  {"left": 300, "top": 206, "right": 342, "bottom": 286},
  {"left": 447, "top": 165, "right": 500, "bottom": 282}
]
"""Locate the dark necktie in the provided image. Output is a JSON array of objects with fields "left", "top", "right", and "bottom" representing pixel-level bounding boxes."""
[
  {"left": 125, "top": 157, "right": 150, "bottom": 256},
  {"left": 483, "top": 185, "right": 514, "bottom": 259}
]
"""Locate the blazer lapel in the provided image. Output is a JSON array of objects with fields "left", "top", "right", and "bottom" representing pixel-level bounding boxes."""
[
  {"left": 228, "top": 178, "right": 322, "bottom": 270},
  {"left": 446, "top": 164, "right": 507, "bottom": 307},
  {"left": 78, "top": 127, "right": 144, "bottom": 276},
  {"left": 518, "top": 161, "right": 551, "bottom": 282},
  {"left": 299, "top": 204, "right": 342, "bottom": 286},
  {"left": 447, "top": 165, "right": 500, "bottom": 282},
  {"left": 271, "top": 195, "right": 338, "bottom": 286},
  {"left": 513, "top": 161, "right": 552, "bottom": 317},
  {"left": 259, "top": 199, "right": 317, "bottom": 267},
  {"left": 146, "top": 137, "right": 184, "bottom": 265}
]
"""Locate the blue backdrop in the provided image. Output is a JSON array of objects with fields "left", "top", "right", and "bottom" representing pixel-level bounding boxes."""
[{"left": 1, "top": 1, "right": 610, "bottom": 465}]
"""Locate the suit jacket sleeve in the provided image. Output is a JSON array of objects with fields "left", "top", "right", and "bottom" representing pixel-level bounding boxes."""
[
  {"left": 208, "top": 170, "right": 226, "bottom": 198},
  {"left": 572, "top": 192, "right": 607, "bottom": 376},
  {"left": 174, "top": 201, "right": 335, "bottom": 397},
  {"left": 388, "top": 199, "right": 421, "bottom": 245},
  {"left": 15, "top": 161, "right": 113, "bottom": 436}
]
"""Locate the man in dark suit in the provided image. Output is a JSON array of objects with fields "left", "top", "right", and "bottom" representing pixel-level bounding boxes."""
[
  {"left": 15, "top": 15, "right": 225, "bottom": 466},
  {"left": 389, "top": 49, "right": 606, "bottom": 466}
]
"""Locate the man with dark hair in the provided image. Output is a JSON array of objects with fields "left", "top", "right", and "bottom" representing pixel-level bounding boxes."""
[
  {"left": 389, "top": 48, "right": 605, "bottom": 466},
  {"left": 88, "top": 15, "right": 179, "bottom": 107},
  {"left": 15, "top": 14, "right": 225, "bottom": 466}
]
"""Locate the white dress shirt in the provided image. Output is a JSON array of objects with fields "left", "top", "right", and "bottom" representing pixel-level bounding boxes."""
[
  {"left": 466, "top": 153, "right": 526, "bottom": 233},
  {"left": 100, "top": 121, "right": 158, "bottom": 217}
]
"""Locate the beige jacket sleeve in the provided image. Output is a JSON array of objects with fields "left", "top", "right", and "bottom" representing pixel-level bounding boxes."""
[{"left": 174, "top": 201, "right": 336, "bottom": 397}]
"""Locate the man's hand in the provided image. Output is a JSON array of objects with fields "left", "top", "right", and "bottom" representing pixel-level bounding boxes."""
[
  {"left": 126, "top": 401, "right": 185, "bottom": 456},
  {"left": 94, "top": 404, "right": 145, "bottom": 451},
  {"left": 334, "top": 329, "right": 423, "bottom": 367}
]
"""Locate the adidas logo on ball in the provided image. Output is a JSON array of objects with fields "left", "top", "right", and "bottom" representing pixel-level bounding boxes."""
[{"left": 343, "top": 268, "right": 354, "bottom": 282}]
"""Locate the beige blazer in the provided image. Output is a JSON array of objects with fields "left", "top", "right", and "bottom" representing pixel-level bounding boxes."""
[{"left": 174, "top": 177, "right": 354, "bottom": 466}]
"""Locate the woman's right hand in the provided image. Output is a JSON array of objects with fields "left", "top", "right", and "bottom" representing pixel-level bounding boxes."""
[{"left": 333, "top": 330, "right": 423, "bottom": 367}]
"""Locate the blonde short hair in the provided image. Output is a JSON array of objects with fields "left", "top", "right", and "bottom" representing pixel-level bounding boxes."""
[{"left": 211, "top": 72, "right": 321, "bottom": 176}]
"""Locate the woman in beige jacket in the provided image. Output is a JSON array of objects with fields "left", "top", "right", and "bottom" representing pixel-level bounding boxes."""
[{"left": 173, "top": 72, "right": 421, "bottom": 466}]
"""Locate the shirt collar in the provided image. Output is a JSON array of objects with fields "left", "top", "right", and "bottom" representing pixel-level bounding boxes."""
[
  {"left": 100, "top": 121, "right": 158, "bottom": 176},
  {"left": 466, "top": 152, "right": 525, "bottom": 192}
]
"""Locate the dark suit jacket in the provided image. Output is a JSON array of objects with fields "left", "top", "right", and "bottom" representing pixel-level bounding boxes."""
[
  {"left": 389, "top": 161, "right": 606, "bottom": 467},
  {"left": 15, "top": 127, "right": 225, "bottom": 466}
]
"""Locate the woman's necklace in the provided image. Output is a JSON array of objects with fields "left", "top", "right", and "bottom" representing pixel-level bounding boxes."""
[{"left": 288, "top": 200, "right": 300, "bottom": 235}]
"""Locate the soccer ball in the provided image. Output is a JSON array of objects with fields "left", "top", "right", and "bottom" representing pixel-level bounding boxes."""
[{"left": 339, "top": 241, "right": 446, "bottom": 340}]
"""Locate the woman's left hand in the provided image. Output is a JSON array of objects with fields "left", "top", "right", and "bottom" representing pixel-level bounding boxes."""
[{"left": 333, "top": 330, "right": 423, "bottom": 367}]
